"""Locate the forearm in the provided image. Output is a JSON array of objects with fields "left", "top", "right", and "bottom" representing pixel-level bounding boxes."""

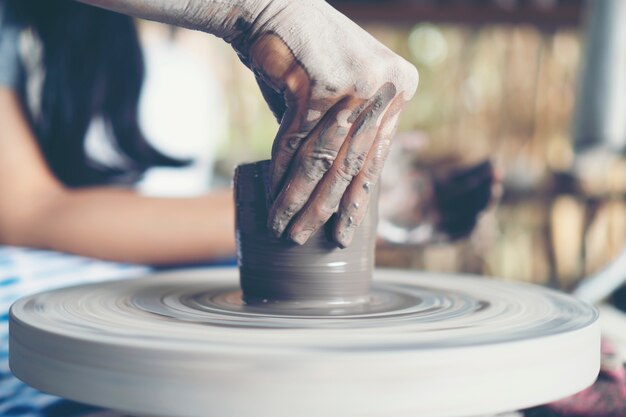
[
  {"left": 0, "top": 88, "right": 236, "bottom": 265},
  {"left": 12, "top": 188, "right": 235, "bottom": 265},
  {"left": 76, "top": 0, "right": 273, "bottom": 43}
]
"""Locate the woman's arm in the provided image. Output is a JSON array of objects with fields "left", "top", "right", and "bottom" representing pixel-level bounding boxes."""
[
  {"left": 0, "top": 88, "right": 235, "bottom": 264},
  {"left": 77, "top": 0, "right": 418, "bottom": 247}
]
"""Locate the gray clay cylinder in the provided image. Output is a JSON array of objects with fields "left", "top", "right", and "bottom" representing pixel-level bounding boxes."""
[{"left": 234, "top": 160, "right": 377, "bottom": 307}]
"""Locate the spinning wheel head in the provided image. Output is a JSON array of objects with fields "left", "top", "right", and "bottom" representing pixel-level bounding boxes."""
[{"left": 9, "top": 269, "right": 600, "bottom": 417}]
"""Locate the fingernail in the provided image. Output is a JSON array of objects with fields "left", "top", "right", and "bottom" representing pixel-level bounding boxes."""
[{"left": 291, "top": 229, "right": 313, "bottom": 245}]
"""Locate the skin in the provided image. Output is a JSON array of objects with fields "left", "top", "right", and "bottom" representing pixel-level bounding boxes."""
[
  {"left": 76, "top": 0, "right": 419, "bottom": 247},
  {"left": 0, "top": 82, "right": 491, "bottom": 265},
  {"left": 0, "top": 88, "right": 235, "bottom": 264}
]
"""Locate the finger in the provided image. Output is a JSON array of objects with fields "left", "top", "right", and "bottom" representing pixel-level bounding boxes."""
[
  {"left": 286, "top": 84, "right": 398, "bottom": 245},
  {"left": 250, "top": 34, "right": 324, "bottom": 199},
  {"left": 333, "top": 94, "right": 406, "bottom": 248},
  {"left": 268, "top": 97, "right": 335, "bottom": 200},
  {"left": 267, "top": 97, "right": 368, "bottom": 239}
]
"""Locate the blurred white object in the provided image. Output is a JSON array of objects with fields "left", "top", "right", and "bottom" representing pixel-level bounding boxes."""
[
  {"left": 379, "top": 132, "right": 495, "bottom": 245},
  {"left": 597, "top": 304, "right": 626, "bottom": 360},
  {"left": 379, "top": 132, "right": 436, "bottom": 244},
  {"left": 575, "top": 246, "right": 626, "bottom": 303},
  {"left": 573, "top": 0, "right": 626, "bottom": 152},
  {"left": 137, "top": 29, "right": 226, "bottom": 196}
]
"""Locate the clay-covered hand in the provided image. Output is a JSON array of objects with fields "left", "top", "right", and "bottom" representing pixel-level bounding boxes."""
[
  {"left": 229, "top": 0, "right": 419, "bottom": 247},
  {"left": 76, "top": 0, "right": 417, "bottom": 246},
  {"left": 379, "top": 156, "right": 498, "bottom": 245}
]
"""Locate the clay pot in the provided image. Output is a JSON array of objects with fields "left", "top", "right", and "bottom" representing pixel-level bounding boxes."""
[{"left": 234, "top": 160, "right": 377, "bottom": 307}]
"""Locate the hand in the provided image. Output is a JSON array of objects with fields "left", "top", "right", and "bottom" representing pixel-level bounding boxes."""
[
  {"left": 432, "top": 160, "right": 497, "bottom": 241},
  {"left": 71, "top": 0, "right": 416, "bottom": 247},
  {"left": 232, "top": 0, "right": 419, "bottom": 247},
  {"left": 378, "top": 136, "right": 498, "bottom": 245}
]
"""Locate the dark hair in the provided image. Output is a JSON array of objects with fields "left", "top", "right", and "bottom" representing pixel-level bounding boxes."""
[{"left": 7, "top": 0, "right": 188, "bottom": 187}]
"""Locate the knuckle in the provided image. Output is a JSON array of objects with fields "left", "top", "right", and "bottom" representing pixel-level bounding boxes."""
[
  {"left": 363, "top": 158, "right": 384, "bottom": 182},
  {"left": 335, "top": 165, "right": 354, "bottom": 183},
  {"left": 342, "top": 151, "right": 367, "bottom": 176},
  {"left": 306, "top": 147, "right": 338, "bottom": 170},
  {"left": 313, "top": 203, "right": 335, "bottom": 221},
  {"left": 379, "top": 136, "right": 393, "bottom": 149},
  {"left": 397, "top": 60, "right": 419, "bottom": 95},
  {"left": 310, "top": 90, "right": 344, "bottom": 107},
  {"left": 383, "top": 57, "right": 419, "bottom": 97},
  {"left": 364, "top": 163, "right": 381, "bottom": 180},
  {"left": 406, "top": 65, "right": 419, "bottom": 94},
  {"left": 301, "top": 148, "right": 338, "bottom": 182},
  {"left": 401, "top": 58, "right": 419, "bottom": 81}
]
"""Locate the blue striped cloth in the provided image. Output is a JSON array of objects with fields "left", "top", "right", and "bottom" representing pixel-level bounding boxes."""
[{"left": 1, "top": 246, "right": 149, "bottom": 417}]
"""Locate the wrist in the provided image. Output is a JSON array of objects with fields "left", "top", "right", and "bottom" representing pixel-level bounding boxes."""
[
  {"left": 227, "top": 0, "right": 290, "bottom": 60},
  {"left": 186, "top": 0, "right": 275, "bottom": 43}
]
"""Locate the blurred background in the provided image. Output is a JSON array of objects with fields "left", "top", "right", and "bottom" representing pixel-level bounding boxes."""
[
  {"left": 133, "top": 0, "right": 623, "bottom": 290},
  {"left": 4, "top": 3, "right": 626, "bottom": 415}
]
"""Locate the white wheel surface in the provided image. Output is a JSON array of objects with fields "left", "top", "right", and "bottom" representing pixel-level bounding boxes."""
[{"left": 10, "top": 268, "right": 600, "bottom": 417}]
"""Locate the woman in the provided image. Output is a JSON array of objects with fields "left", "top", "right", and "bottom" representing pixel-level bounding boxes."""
[
  {"left": 0, "top": 3, "right": 240, "bottom": 414},
  {"left": 0, "top": 1, "right": 492, "bottom": 415},
  {"left": 0, "top": 0, "right": 492, "bottom": 263},
  {"left": 0, "top": 0, "right": 236, "bottom": 265}
]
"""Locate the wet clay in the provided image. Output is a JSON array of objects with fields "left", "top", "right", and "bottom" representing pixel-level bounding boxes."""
[{"left": 235, "top": 160, "right": 377, "bottom": 307}]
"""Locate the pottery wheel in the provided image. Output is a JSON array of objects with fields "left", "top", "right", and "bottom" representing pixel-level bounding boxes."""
[{"left": 10, "top": 268, "right": 599, "bottom": 417}]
